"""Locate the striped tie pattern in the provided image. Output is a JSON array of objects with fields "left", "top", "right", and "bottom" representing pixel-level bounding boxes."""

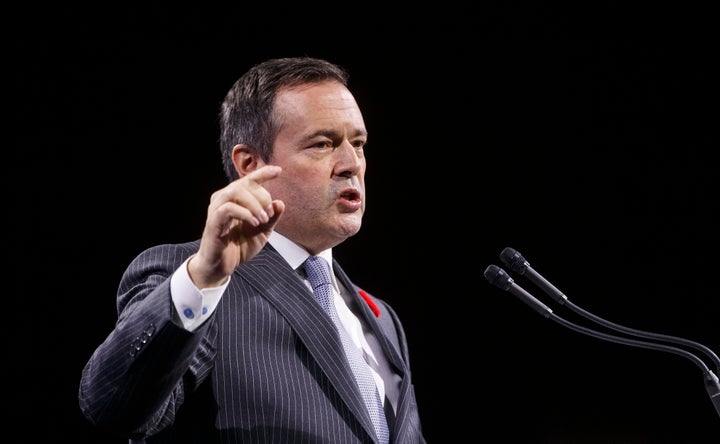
[{"left": 303, "top": 256, "right": 390, "bottom": 443}]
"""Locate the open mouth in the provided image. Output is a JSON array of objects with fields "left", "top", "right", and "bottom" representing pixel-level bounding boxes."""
[{"left": 339, "top": 188, "right": 361, "bottom": 202}]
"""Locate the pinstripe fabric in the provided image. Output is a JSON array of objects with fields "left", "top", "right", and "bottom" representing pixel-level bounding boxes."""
[
  {"left": 79, "top": 241, "right": 426, "bottom": 443},
  {"left": 303, "top": 256, "right": 389, "bottom": 443}
]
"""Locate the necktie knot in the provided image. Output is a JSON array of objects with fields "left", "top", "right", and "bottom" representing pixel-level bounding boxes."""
[
  {"left": 304, "top": 255, "right": 332, "bottom": 289},
  {"left": 303, "top": 256, "right": 335, "bottom": 313}
]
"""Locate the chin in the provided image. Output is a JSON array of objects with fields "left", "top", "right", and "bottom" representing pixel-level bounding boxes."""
[{"left": 334, "top": 216, "right": 362, "bottom": 238}]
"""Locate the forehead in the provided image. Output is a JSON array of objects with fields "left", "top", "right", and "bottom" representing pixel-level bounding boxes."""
[{"left": 274, "top": 81, "right": 364, "bottom": 125}]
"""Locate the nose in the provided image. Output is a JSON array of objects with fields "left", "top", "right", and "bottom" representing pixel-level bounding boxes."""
[{"left": 334, "top": 141, "right": 364, "bottom": 178}]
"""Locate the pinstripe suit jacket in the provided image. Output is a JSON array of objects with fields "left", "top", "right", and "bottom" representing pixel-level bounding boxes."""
[{"left": 79, "top": 240, "right": 425, "bottom": 443}]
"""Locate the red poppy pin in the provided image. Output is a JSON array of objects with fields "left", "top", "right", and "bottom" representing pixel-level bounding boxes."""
[{"left": 358, "top": 289, "right": 381, "bottom": 318}]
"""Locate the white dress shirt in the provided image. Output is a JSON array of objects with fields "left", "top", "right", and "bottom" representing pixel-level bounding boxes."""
[{"left": 168, "top": 231, "right": 400, "bottom": 413}]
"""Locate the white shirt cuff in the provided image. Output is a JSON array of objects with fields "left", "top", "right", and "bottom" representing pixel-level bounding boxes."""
[{"left": 170, "top": 257, "right": 228, "bottom": 331}]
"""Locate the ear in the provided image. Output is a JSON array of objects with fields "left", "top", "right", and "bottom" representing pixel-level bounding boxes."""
[{"left": 232, "top": 144, "right": 266, "bottom": 177}]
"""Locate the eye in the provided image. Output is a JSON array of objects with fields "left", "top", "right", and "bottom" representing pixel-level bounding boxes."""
[
  {"left": 352, "top": 139, "right": 366, "bottom": 150},
  {"left": 311, "top": 140, "right": 333, "bottom": 149}
]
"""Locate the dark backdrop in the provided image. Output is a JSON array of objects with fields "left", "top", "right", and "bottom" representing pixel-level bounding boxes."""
[{"left": 12, "top": 5, "right": 719, "bottom": 443}]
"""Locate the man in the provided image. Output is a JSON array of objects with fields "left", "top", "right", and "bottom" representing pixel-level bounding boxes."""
[{"left": 79, "top": 56, "right": 426, "bottom": 443}]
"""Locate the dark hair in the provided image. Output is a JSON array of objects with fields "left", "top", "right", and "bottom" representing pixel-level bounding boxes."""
[{"left": 218, "top": 57, "right": 350, "bottom": 181}]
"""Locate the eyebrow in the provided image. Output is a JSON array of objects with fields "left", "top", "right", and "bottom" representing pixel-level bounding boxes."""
[{"left": 308, "top": 128, "right": 368, "bottom": 140}]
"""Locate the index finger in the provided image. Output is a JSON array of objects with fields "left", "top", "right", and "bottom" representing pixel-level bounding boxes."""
[{"left": 244, "top": 165, "right": 282, "bottom": 184}]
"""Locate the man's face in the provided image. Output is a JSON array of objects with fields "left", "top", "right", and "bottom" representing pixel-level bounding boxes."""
[{"left": 263, "top": 80, "right": 368, "bottom": 254}]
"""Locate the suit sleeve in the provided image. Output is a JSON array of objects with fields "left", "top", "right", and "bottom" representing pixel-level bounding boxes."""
[{"left": 78, "top": 242, "right": 217, "bottom": 438}]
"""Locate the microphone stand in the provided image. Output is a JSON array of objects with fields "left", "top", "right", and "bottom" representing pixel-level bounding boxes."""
[
  {"left": 484, "top": 263, "right": 720, "bottom": 418},
  {"left": 499, "top": 246, "right": 720, "bottom": 374}
]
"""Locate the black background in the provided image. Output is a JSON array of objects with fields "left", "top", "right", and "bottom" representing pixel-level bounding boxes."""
[{"left": 12, "top": 4, "right": 719, "bottom": 443}]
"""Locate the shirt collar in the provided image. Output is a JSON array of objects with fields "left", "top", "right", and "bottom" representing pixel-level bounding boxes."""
[{"left": 268, "top": 231, "right": 334, "bottom": 275}]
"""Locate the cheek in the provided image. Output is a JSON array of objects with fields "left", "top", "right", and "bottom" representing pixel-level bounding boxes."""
[{"left": 265, "top": 169, "right": 312, "bottom": 202}]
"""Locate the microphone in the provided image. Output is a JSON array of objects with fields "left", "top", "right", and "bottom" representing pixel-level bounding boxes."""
[
  {"left": 483, "top": 262, "right": 720, "bottom": 418},
  {"left": 498, "top": 246, "right": 720, "bottom": 373}
]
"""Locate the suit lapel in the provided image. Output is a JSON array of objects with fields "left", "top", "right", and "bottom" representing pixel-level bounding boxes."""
[
  {"left": 333, "top": 261, "right": 421, "bottom": 441},
  {"left": 332, "top": 261, "right": 409, "bottom": 378},
  {"left": 236, "top": 246, "right": 376, "bottom": 439}
]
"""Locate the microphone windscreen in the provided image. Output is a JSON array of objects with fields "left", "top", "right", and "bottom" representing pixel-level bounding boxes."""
[{"left": 500, "top": 247, "right": 528, "bottom": 275}]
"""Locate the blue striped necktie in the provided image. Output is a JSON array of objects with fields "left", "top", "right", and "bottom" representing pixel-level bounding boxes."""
[{"left": 303, "top": 255, "right": 390, "bottom": 444}]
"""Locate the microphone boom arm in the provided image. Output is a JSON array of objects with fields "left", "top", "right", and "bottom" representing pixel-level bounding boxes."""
[
  {"left": 484, "top": 263, "right": 720, "bottom": 418},
  {"left": 499, "top": 246, "right": 720, "bottom": 373}
]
